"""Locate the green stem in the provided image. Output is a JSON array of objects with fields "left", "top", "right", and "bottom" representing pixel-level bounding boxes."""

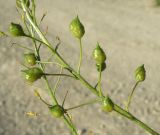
[
  {"left": 39, "top": 96, "right": 52, "bottom": 107},
  {"left": 21, "top": 3, "right": 52, "bottom": 48},
  {"left": 31, "top": 0, "right": 38, "bottom": 26},
  {"left": 22, "top": 3, "right": 57, "bottom": 105},
  {"left": 97, "top": 65, "right": 103, "bottom": 97},
  {"left": 114, "top": 105, "right": 160, "bottom": 135},
  {"left": 25, "top": 35, "right": 48, "bottom": 46},
  {"left": 21, "top": 2, "right": 160, "bottom": 135},
  {"left": 53, "top": 67, "right": 63, "bottom": 95},
  {"left": 43, "top": 76, "right": 58, "bottom": 105},
  {"left": 11, "top": 43, "right": 34, "bottom": 51},
  {"left": 62, "top": 90, "right": 69, "bottom": 107},
  {"left": 66, "top": 99, "right": 99, "bottom": 111},
  {"left": 62, "top": 116, "right": 78, "bottom": 135},
  {"left": 126, "top": 81, "right": 139, "bottom": 111},
  {"left": 77, "top": 39, "right": 82, "bottom": 74},
  {"left": 36, "top": 61, "right": 64, "bottom": 67},
  {"left": 22, "top": 2, "right": 78, "bottom": 135},
  {"left": 44, "top": 73, "right": 75, "bottom": 79}
]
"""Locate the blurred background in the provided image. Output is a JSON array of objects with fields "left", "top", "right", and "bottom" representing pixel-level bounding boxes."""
[{"left": 0, "top": 0, "right": 160, "bottom": 135}]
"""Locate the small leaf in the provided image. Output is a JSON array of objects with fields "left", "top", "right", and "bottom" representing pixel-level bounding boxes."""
[
  {"left": 34, "top": 90, "right": 40, "bottom": 98},
  {"left": 0, "top": 31, "right": 7, "bottom": 37}
]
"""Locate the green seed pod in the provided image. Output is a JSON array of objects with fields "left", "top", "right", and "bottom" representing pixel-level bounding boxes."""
[
  {"left": 21, "top": 67, "right": 43, "bottom": 83},
  {"left": 102, "top": 97, "right": 114, "bottom": 112},
  {"left": 24, "top": 53, "right": 37, "bottom": 66},
  {"left": 93, "top": 43, "right": 106, "bottom": 64},
  {"left": 49, "top": 105, "right": 64, "bottom": 118},
  {"left": 135, "top": 64, "right": 146, "bottom": 82},
  {"left": 16, "top": 0, "right": 30, "bottom": 9},
  {"left": 9, "top": 23, "right": 25, "bottom": 36},
  {"left": 69, "top": 16, "right": 85, "bottom": 39},
  {"left": 96, "top": 63, "right": 106, "bottom": 72}
]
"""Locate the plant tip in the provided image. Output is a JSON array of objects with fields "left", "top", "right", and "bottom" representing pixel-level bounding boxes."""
[
  {"left": 93, "top": 43, "right": 106, "bottom": 65},
  {"left": 69, "top": 16, "right": 85, "bottom": 39},
  {"left": 135, "top": 64, "right": 146, "bottom": 82}
]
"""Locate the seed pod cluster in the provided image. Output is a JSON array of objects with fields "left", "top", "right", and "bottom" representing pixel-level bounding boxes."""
[{"left": 70, "top": 16, "right": 85, "bottom": 39}]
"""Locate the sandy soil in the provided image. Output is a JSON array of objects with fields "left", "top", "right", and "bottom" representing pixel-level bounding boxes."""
[{"left": 0, "top": 0, "right": 160, "bottom": 135}]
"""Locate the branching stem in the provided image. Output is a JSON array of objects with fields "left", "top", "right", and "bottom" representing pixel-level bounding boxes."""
[
  {"left": 66, "top": 99, "right": 99, "bottom": 111},
  {"left": 21, "top": 1, "right": 160, "bottom": 135},
  {"left": 114, "top": 105, "right": 160, "bottom": 135},
  {"left": 53, "top": 67, "right": 63, "bottom": 95}
]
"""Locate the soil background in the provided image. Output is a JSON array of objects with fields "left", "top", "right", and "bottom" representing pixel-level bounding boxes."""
[{"left": 0, "top": 0, "right": 160, "bottom": 135}]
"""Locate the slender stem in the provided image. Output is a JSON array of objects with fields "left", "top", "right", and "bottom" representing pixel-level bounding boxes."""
[
  {"left": 25, "top": 35, "right": 48, "bottom": 46},
  {"left": 34, "top": 90, "right": 52, "bottom": 106},
  {"left": 21, "top": 2, "right": 52, "bottom": 48},
  {"left": 66, "top": 99, "right": 99, "bottom": 111},
  {"left": 36, "top": 61, "right": 64, "bottom": 67},
  {"left": 43, "top": 76, "right": 58, "bottom": 104},
  {"left": 126, "top": 81, "right": 139, "bottom": 111},
  {"left": 43, "top": 53, "right": 56, "bottom": 69},
  {"left": 22, "top": 12, "right": 31, "bottom": 34},
  {"left": 30, "top": 0, "right": 40, "bottom": 57},
  {"left": 31, "top": 0, "right": 38, "bottom": 26},
  {"left": 39, "top": 96, "right": 52, "bottom": 106},
  {"left": 22, "top": 2, "right": 57, "bottom": 105},
  {"left": 77, "top": 39, "right": 82, "bottom": 74},
  {"left": 22, "top": 2, "right": 160, "bottom": 135},
  {"left": 53, "top": 67, "right": 63, "bottom": 95},
  {"left": 62, "top": 90, "right": 69, "bottom": 107},
  {"left": 74, "top": 73, "right": 99, "bottom": 96},
  {"left": 40, "top": 12, "right": 47, "bottom": 24},
  {"left": 114, "top": 105, "right": 160, "bottom": 135},
  {"left": 97, "top": 65, "right": 103, "bottom": 97},
  {"left": 62, "top": 116, "right": 78, "bottom": 135},
  {"left": 22, "top": 12, "right": 39, "bottom": 55},
  {"left": 30, "top": 26, "right": 39, "bottom": 54},
  {"left": 21, "top": 2, "right": 78, "bottom": 135},
  {"left": 44, "top": 73, "right": 75, "bottom": 79},
  {"left": 11, "top": 43, "right": 34, "bottom": 51}
]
